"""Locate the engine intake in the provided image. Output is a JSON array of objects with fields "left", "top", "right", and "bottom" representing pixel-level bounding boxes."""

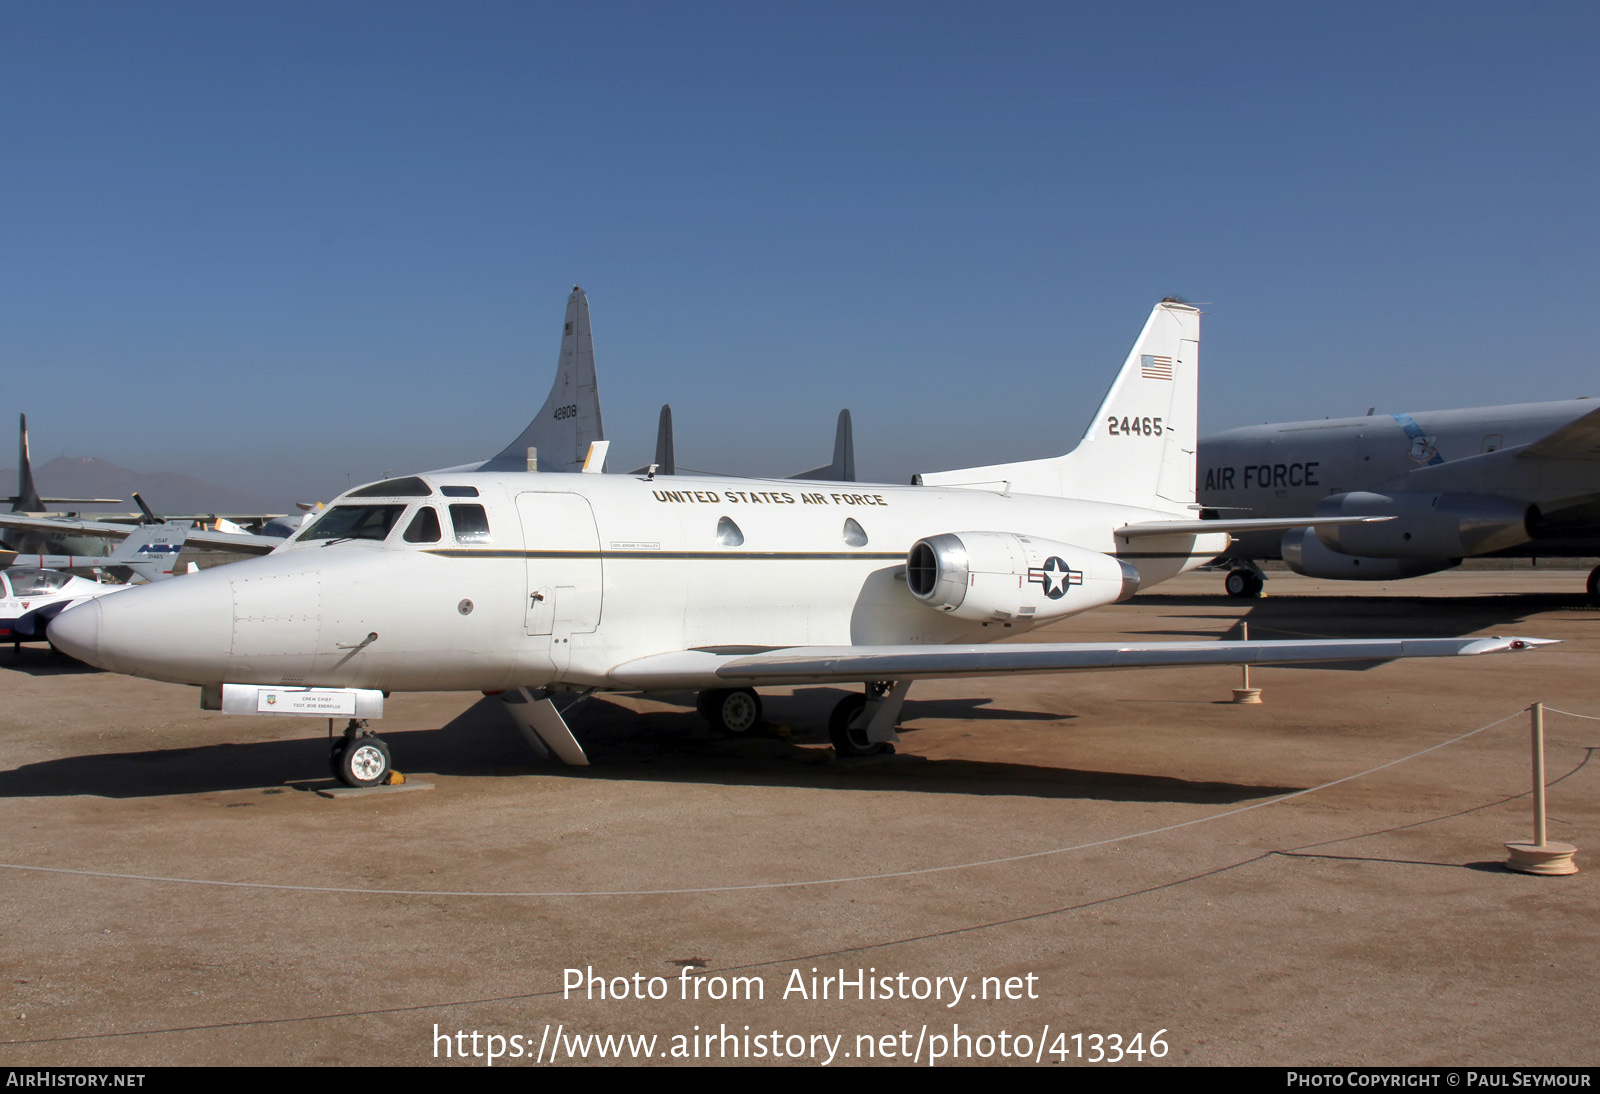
[{"left": 906, "top": 532, "right": 1140, "bottom": 622}]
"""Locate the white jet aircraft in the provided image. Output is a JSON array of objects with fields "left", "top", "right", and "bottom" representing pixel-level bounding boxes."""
[{"left": 48, "top": 301, "right": 1549, "bottom": 787}]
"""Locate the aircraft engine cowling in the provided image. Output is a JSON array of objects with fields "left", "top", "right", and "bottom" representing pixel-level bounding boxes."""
[
  {"left": 906, "top": 532, "right": 1141, "bottom": 622},
  {"left": 1281, "top": 527, "right": 1456, "bottom": 581},
  {"left": 1311, "top": 491, "right": 1536, "bottom": 560}
]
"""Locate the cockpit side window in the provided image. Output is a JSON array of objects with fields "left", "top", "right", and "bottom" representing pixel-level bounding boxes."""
[
  {"left": 449, "top": 504, "right": 492, "bottom": 543},
  {"left": 296, "top": 505, "right": 406, "bottom": 543},
  {"left": 8, "top": 569, "right": 72, "bottom": 595},
  {"left": 403, "top": 506, "right": 442, "bottom": 544}
]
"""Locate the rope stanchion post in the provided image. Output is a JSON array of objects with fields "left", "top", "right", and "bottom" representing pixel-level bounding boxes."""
[
  {"left": 1231, "top": 620, "right": 1263, "bottom": 704},
  {"left": 1505, "top": 702, "right": 1578, "bottom": 876}
]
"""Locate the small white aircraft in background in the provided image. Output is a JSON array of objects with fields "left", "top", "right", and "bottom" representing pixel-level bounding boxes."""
[{"left": 49, "top": 300, "right": 1549, "bottom": 787}]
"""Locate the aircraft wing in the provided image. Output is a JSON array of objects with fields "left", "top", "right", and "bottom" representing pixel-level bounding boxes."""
[
  {"left": 1115, "top": 515, "right": 1389, "bottom": 538},
  {"left": 609, "top": 636, "right": 1550, "bottom": 688},
  {"left": 1518, "top": 403, "right": 1600, "bottom": 461},
  {"left": 0, "top": 513, "right": 282, "bottom": 555}
]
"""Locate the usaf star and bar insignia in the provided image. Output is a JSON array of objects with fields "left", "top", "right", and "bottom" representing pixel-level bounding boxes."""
[{"left": 1027, "top": 556, "right": 1082, "bottom": 600}]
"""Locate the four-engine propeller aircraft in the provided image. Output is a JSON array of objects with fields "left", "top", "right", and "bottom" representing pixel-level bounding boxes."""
[
  {"left": 0, "top": 287, "right": 614, "bottom": 556},
  {"left": 1199, "top": 400, "right": 1600, "bottom": 599},
  {"left": 3, "top": 413, "right": 122, "bottom": 559},
  {"left": 48, "top": 300, "right": 1550, "bottom": 787}
]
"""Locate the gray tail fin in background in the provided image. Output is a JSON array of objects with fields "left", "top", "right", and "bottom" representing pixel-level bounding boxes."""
[
  {"left": 789, "top": 409, "right": 856, "bottom": 481},
  {"left": 7, "top": 413, "right": 122, "bottom": 511},
  {"left": 480, "top": 285, "right": 605, "bottom": 473},
  {"left": 652, "top": 405, "right": 676, "bottom": 475},
  {"left": 12, "top": 414, "right": 42, "bottom": 512},
  {"left": 630, "top": 405, "right": 677, "bottom": 476}
]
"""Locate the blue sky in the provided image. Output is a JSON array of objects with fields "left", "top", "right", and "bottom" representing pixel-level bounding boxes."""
[{"left": 3, "top": 1, "right": 1596, "bottom": 509}]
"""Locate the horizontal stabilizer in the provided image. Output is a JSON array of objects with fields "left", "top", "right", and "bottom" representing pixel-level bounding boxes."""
[{"left": 1115, "top": 515, "right": 1391, "bottom": 538}]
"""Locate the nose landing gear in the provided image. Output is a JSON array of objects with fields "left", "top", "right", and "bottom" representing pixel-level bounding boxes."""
[{"left": 330, "top": 720, "right": 392, "bottom": 787}]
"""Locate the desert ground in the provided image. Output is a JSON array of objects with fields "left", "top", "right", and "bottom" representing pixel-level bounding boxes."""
[{"left": 1, "top": 570, "right": 1595, "bottom": 1067}]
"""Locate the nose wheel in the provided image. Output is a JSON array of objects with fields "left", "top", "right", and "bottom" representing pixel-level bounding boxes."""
[{"left": 329, "top": 721, "right": 392, "bottom": 787}]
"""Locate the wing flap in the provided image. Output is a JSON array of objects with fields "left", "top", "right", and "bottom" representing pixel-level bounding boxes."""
[{"left": 609, "top": 636, "right": 1551, "bottom": 688}]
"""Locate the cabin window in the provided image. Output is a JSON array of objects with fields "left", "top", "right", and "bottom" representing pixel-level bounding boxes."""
[
  {"left": 450, "top": 504, "right": 492, "bottom": 543},
  {"left": 843, "top": 518, "right": 868, "bottom": 547},
  {"left": 348, "top": 476, "right": 433, "bottom": 498},
  {"left": 716, "top": 516, "right": 744, "bottom": 547},
  {"left": 297, "top": 505, "right": 406, "bottom": 542},
  {"left": 403, "top": 507, "right": 442, "bottom": 544}
]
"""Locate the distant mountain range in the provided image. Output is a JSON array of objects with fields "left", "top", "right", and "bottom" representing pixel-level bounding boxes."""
[{"left": 2, "top": 456, "right": 282, "bottom": 516}]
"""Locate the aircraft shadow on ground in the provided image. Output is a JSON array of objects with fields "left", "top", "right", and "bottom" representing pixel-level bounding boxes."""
[
  {"left": 0, "top": 694, "right": 1298, "bottom": 805},
  {"left": 1120, "top": 592, "right": 1589, "bottom": 670},
  {"left": 1, "top": 645, "right": 102, "bottom": 677}
]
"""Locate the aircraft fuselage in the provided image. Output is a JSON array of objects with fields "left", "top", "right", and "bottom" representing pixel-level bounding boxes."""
[
  {"left": 1200, "top": 399, "right": 1600, "bottom": 559},
  {"left": 53, "top": 471, "right": 1225, "bottom": 693}
]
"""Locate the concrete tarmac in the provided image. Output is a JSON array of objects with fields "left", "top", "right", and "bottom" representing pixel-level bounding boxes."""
[{"left": 1, "top": 570, "right": 1595, "bottom": 1067}]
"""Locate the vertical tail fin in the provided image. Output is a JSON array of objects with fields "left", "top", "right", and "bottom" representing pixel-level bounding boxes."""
[
  {"left": 653, "top": 404, "right": 676, "bottom": 475},
  {"left": 914, "top": 300, "right": 1200, "bottom": 510},
  {"left": 480, "top": 286, "right": 605, "bottom": 473},
  {"left": 14, "top": 413, "right": 42, "bottom": 512},
  {"left": 106, "top": 523, "right": 191, "bottom": 581},
  {"left": 628, "top": 405, "right": 677, "bottom": 476}
]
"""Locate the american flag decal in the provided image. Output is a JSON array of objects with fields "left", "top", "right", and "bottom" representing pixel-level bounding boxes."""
[{"left": 1141, "top": 355, "right": 1175, "bottom": 380}]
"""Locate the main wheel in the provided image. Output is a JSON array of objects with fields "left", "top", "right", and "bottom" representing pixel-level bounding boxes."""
[
  {"left": 698, "top": 688, "right": 762, "bottom": 734},
  {"left": 828, "top": 693, "right": 886, "bottom": 757},
  {"left": 335, "top": 736, "right": 391, "bottom": 788},
  {"left": 1225, "top": 569, "right": 1263, "bottom": 599}
]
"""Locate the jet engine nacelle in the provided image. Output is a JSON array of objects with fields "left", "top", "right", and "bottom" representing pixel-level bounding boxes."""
[
  {"left": 906, "top": 532, "right": 1140, "bottom": 622},
  {"left": 1281, "top": 527, "right": 1456, "bottom": 581},
  {"left": 1310, "top": 491, "right": 1536, "bottom": 560}
]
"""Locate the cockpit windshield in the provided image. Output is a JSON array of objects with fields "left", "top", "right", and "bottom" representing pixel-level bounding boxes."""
[{"left": 296, "top": 505, "right": 407, "bottom": 543}]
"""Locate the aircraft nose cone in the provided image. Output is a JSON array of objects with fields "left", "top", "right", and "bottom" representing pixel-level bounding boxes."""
[{"left": 48, "top": 599, "right": 103, "bottom": 665}]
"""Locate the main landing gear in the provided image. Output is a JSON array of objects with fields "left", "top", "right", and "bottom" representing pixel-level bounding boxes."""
[
  {"left": 693, "top": 682, "right": 912, "bottom": 758},
  {"left": 1224, "top": 565, "right": 1265, "bottom": 599},
  {"left": 330, "top": 720, "right": 392, "bottom": 788},
  {"left": 828, "top": 681, "right": 911, "bottom": 758},
  {"left": 696, "top": 687, "right": 763, "bottom": 734}
]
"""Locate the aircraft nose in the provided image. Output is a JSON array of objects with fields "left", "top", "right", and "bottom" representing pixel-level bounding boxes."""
[
  {"left": 47, "top": 570, "right": 239, "bottom": 683},
  {"left": 48, "top": 599, "right": 103, "bottom": 665}
]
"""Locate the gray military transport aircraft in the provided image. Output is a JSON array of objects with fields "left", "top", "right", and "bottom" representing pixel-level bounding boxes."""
[
  {"left": 1199, "top": 399, "right": 1600, "bottom": 599},
  {"left": 47, "top": 299, "right": 1550, "bottom": 788}
]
